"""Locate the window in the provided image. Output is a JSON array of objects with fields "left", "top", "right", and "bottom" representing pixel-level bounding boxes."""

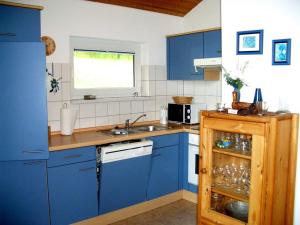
[{"left": 70, "top": 37, "right": 141, "bottom": 99}]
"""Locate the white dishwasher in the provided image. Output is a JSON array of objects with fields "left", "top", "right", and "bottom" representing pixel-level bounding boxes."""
[
  {"left": 188, "top": 134, "right": 199, "bottom": 186},
  {"left": 98, "top": 139, "right": 153, "bottom": 214}
]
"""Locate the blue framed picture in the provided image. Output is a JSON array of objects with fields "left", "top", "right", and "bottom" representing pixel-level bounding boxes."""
[
  {"left": 272, "top": 39, "right": 291, "bottom": 65},
  {"left": 236, "top": 30, "right": 264, "bottom": 55}
]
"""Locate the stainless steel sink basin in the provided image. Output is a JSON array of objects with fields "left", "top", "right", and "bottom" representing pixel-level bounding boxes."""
[
  {"left": 98, "top": 125, "right": 169, "bottom": 136},
  {"left": 130, "top": 125, "right": 169, "bottom": 132}
]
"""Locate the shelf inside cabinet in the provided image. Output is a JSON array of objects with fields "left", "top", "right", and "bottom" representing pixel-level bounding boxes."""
[
  {"left": 212, "top": 186, "right": 249, "bottom": 202},
  {"left": 212, "top": 148, "right": 251, "bottom": 160}
]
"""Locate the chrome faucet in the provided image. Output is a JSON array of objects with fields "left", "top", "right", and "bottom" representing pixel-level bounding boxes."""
[{"left": 125, "top": 114, "right": 147, "bottom": 130}]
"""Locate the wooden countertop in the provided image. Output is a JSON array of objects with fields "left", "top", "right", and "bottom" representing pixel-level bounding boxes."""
[{"left": 49, "top": 122, "right": 199, "bottom": 151}]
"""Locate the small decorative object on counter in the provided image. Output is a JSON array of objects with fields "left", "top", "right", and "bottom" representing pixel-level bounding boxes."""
[
  {"left": 253, "top": 88, "right": 263, "bottom": 115},
  {"left": 160, "top": 106, "right": 168, "bottom": 125}
]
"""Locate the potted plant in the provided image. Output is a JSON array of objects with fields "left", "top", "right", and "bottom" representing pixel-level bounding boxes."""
[{"left": 223, "top": 66, "right": 247, "bottom": 102}]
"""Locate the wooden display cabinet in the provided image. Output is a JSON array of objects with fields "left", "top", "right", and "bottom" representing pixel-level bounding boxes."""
[{"left": 198, "top": 111, "right": 298, "bottom": 225}]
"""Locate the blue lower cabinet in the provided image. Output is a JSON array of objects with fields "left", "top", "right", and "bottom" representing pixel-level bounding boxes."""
[
  {"left": 0, "top": 160, "right": 50, "bottom": 225},
  {"left": 147, "top": 145, "right": 179, "bottom": 200},
  {"left": 48, "top": 160, "right": 98, "bottom": 225},
  {"left": 99, "top": 155, "right": 151, "bottom": 214}
]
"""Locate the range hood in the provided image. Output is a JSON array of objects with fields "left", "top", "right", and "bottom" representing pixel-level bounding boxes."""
[{"left": 194, "top": 57, "right": 222, "bottom": 69}]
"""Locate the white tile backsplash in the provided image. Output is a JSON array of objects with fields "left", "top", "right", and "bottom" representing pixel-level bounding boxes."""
[
  {"left": 107, "top": 102, "right": 120, "bottom": 116},
  {"left": 119, "top": 101, "right": 131, "bottom": 115},
  {"left": 96, "top": 103, "right": 108, "bottom": 117},
  {"left": 80, "top": 103, "right": 96, "bottom": 118},
  {"left": 131, "top": 101, "right": 144, "bottom": 113},
  {"left": 167, "top": 81, "right": 178, "bottom": 96},
  {"left": 79, "top": 118, "right": 95, "bottom": 128},
  {"left": 47, "top": 64, "right": 221, "bottom": 131},
  {"left": 155, "top": 81, "right": 167, "bottom": 96}
]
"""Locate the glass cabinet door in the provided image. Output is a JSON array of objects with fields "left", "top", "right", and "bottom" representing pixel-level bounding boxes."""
[
  {"left": 210, "top": 130, "right": 252, "bottom": 223},
  {"left": 200, "top": 122, "right": 265, "bottom": 225}
]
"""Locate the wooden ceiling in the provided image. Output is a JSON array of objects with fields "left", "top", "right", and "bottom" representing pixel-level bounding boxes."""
[{"left": 86, "top": 0, "right": 202, "bottom": 17}]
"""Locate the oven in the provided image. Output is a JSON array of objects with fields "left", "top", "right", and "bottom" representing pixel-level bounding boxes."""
[{"left": 188, "top": 134, "right": 199, "bottom": 186}]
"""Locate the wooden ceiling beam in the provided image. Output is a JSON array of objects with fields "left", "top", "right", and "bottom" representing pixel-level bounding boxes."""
[{"left": 86, "top": 0, "right": 202, "bottom": 17}]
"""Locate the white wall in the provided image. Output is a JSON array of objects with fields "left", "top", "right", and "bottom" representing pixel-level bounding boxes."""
[
  {"left": 184, "top": 0, "right": 221, "bottom": 32},
  {"left": 221, "top": 0, "right": 300, "bottom": 224},
  {"left": 13, "top": 0, "right": 184, "bottom": 65}
]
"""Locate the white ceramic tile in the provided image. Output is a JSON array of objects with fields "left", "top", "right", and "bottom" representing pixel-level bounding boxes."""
[
  {"left": 205, "top": 81, "right": 218, "bottom": 96},
  {"left": 183, "top": 81, "right": 195, "bottom": 96},
  {"left": 48, "top": 102, "right": 62, "bottom": 121},
  {"left": 79, "top": 103, "right": 96, "bottom": 118},
  {"left": 48, "top": 120, "right": 60, "bottom": 132},
  {"left": 206, "top": 96, "right": 218, "bottom": 110},
  {"left": 155, "top": 110, "right": 161, "bottom": 120},
  {"left": 46, "top": 63, "right": 53, "bottom": 74},
  {"left": 177, "top": 81, "right": 184, "bottom": 96},
  {"left": 53, "top": 63, "right": 62, "bottom": 77},
  {"left": 193, "top": 96, "right": 206, "bottom": 104},
  {"left": 149, "top": 66, "right": 156, "bottom": 80},
  {"left": 155, "top": 96, "right": 167, "bottom": 111},
  {"left": 62, "top": 63, "right": 71, "bottom": 82},
  {"left": 145, "top": 111, "right": 156, "bottom": 121},
  {"left": 149, "top": 81, "right": 156, "bottom": 96},
  {"left": 155, "top": 65, "right": 167, "bottom": 81},
  {"left": 96, "top": 116, "right": 109, "bottom": 126},
  {"left": 71, "top": 104, "right": 80, "bottom": 119},
  {"left": 194, "top": 81, "right": 206, "bottom": 96},
  {"left": 62, "top": 82, "right": 71, "bottom": 101},
  {"left": 79, "top": 118, "right": 95, "bottom": 128},
  {"left": 155, "top": 81, "right": 167, "bottom": 96},
  {"left": 96, "top": 103, "right": 108, "bottom": 117},
  {"left": 141, "top": 65, "right": 149, "bottom": 81},
  {"left": 167, "top": 96, "right": 174, "bottom": 104},
  {"left": 167, "top": 81, "right": 178, "bottom": 96},
  {"left": 141, "top": 81, "right": 150, "bottom": 96},
  {"left": 144, "top": 100, "right": 155, "bottom": 112},
  {"left": 131, "top": 101, "right": 144, "bottom": 113},
  {"left": 107, "top": 102, "right": 120, "bottom": 116},
  {"left": 120, "top": 101, "right": 131, "bottom": 114},
  {"left": 108, "top": 115, "right": 120, "bottom": 125},
  {"left": 216, "top": 80, "right": 222, "bottom": 97}
]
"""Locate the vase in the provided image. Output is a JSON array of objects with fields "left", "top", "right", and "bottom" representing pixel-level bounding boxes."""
[{"left": 232, "top": 89, "right": 240, "bottom": 102}]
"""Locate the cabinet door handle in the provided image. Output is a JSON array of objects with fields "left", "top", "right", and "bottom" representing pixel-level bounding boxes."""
[
  {"left": 0, "top": 32, "right": 16, "bottom": 36},
  {"left": 79, "top": 166, "right": 95, "bottom": 172},
  {"left": 64, "top": 154, "right": 82, "bottom": 159},
  {"left": 200, "top": 168, "right": 207, "bottom": 174},
  {"left": 23, "top": 149, "right": 45, "bottom": 154},
  {"left": 23, "top": 161, "right": 43, "bottom": 166}
]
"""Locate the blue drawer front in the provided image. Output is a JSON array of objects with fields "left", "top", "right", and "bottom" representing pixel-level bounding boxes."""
[
  {"left": 48, "top": 146, "right": 96, "bottom": 167},
  {"left": 0, "top": 5, "right": 41, "bottom": 42},
  {"left": 150, "top": 133, "right": 179, "bottom": 149},
  {"left": 99, "top": 155, "right": 151, "bottom": 214}
]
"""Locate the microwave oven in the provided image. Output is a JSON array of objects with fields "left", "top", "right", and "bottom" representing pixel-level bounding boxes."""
[{"left": 167, "top": 103, "right": 199, "bottom": 124}]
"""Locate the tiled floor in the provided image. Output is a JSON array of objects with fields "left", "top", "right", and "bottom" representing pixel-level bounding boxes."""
[{"left": 110, "top": 200, "right": 196, "bottom": 225}]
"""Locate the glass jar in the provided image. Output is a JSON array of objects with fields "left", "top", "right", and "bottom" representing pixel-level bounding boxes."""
[{"left": 211, "top": 193, "right": 224, "bottom": 213}]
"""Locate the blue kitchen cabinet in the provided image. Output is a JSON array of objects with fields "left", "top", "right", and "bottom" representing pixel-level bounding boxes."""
[
  {"left": 167, "top": 29, "right": 221, "bottom": 80},
  {"left": 203, "top": 30, "right": 222, "bottom": 58},
  {"left": 0, "top": 160, "right": 50, "bottom": 225},
  {"left": 0, "top": 42, "right": 48, "bottom": 161},
  {"left": 47, "top": 147, "right": 98, "bottom": 225},
  {"left": 0, "top": 4, "right": 41, "bottom": 42},
  {"left": 147, "top": 134, "right": 180, "bottom": 200},
  {"left": 167, "top": 32, "right": 204, "bottom": 80}
]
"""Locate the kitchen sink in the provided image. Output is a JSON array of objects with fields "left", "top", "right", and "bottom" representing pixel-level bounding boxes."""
[{"left": 98, "top": 125, "right": 170, "bottom": 136}]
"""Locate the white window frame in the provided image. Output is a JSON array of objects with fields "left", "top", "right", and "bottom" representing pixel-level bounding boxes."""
[{"left": 70, "top": 36, "right": 141, "bottom": 99}]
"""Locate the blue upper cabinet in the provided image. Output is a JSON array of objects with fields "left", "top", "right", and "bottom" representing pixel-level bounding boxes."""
[
  {"left": 0, "top": 160, "right": 50, "bottom": 225},
  {"left": 0, "top": 42, "right": 48, "bottom": 161},
  {"left": 0, "top": 4, "right": 41, "bottom": 42},
  {"left": 203, "top": 30, "right": 222, "bottom": 58},
  {"left": 167, "top": 29, "right": 221, "bottom": 80},
  {"left": 167, "top": 32, "right": 204, "bottom": 80}
]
